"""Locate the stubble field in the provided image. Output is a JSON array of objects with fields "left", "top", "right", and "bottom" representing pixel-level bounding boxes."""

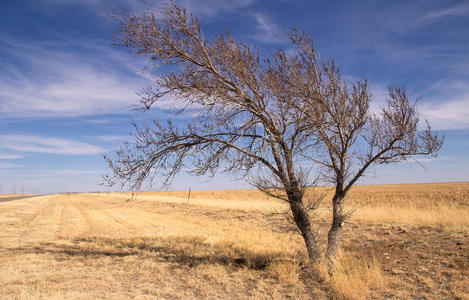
[{"left": 0, "top": 182, "right": 468, "bottom": 299}]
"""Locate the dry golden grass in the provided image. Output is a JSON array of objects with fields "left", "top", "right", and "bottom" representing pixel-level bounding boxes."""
[
  {"left": 328, "top": 251, "right": 384, "bottom": 300},
  {"left": 0, "top": 182, "right": 468, "bottom": 299},
  {"left": 343, "top": 183, "right": 469, "bottom": 231},
  {"left": 100, "top": 189, "right": 285, "bottom": 212}
]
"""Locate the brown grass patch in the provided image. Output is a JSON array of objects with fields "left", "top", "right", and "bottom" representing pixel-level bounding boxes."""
[{"left": 0, "top": 182, "right": 467, "bottom": 299}]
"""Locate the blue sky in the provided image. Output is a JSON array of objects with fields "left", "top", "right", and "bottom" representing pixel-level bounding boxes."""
[{"left": 0, "top": 0, "right": 468, "bottom": 193}]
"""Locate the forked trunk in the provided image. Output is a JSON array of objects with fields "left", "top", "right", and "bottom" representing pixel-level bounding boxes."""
[
  {"left": 325, "top": 194, "right": 344, "bottom": 272},
  {"left": 288, "top": 193, "right": 321, "bottom": 263}
]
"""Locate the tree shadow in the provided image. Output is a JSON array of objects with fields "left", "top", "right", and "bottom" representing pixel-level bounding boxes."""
[
  {"left": 4, "top": 242, "right": 140, "bottom": 258},
  {"left": 4, "top": 236, "right": 302, "bottom": 270}
]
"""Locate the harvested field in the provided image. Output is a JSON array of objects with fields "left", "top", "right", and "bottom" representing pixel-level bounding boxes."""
[{"left": 0, "top": 182, "right": 468, "bottom": 299}]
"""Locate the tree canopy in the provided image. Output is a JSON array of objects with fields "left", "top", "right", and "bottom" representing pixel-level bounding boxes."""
[{"left": 105, "top": 2, "right": 442, "bottom": 268}]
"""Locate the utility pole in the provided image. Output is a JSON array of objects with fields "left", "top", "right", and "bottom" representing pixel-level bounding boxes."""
[{"left": 187, "top": 187, "right": 191, "bottom": 204}]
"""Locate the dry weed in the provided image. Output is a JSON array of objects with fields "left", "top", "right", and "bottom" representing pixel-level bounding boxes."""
[
  {"left": 266, "top": 260, "right": 301, "bottom": 285},
  {"left": 329, "top": 251, "right": 384, "bottom": 300}
]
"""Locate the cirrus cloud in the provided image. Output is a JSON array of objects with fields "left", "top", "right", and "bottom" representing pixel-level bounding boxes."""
[
  {"left": 0, "top": 135, "right": 106, "bottom": 155},
  {"left": 0, "top": 35, "right": 146, "bottom": 118}
]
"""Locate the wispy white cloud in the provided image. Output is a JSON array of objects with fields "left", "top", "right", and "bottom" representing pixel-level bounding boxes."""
[
  {"left": 35, "top": 0, "right": 149, "bottom": 14},
  {"left": 39, "top": 0, "right": 256, "bottom": 17},
  {"left": 368, "top": 83, "right": 390, "bottom": 114},
  {"left": 0, "top": 153, "right": 23, "bottom": 159},
  {"left": 420, "top": 97, "right": 469, "bottom": 130},
  {"left": 419, "top": 2, "right": 469, "bottom": 23},
  {"left": 84, "top": 119, "right": 113, "bottom": 124},
  {"left": 327, "top": 2, "right": 469, "bottom": 78},
  {"left": 417, "top": 77, "right": 469, "bottom": 130},
  {"left": 0, "top": 35, "right": 147, "bottom": 118},
  {"left": 181, "top": 0, "right": 255, "bottom": 17},
  {"left": 97, "top": 135, "right": 129, "bottom": 143},
  {"left": 0, "top": 135, "right": 106, "bottom": 155},
  {"left": 43, "top": 0, "right": 102, "bottom": 4},
  {"left": 0, "top": 162, "right": 21, "bottom": 169},
  {"left": 348, "top": 79, "right": 469, "bottom": 130},
  {"left": 251, "top": 13, "right": 286, "bottom": 44}
]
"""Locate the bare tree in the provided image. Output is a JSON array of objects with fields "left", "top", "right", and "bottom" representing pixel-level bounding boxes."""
[
  {"left": 106, "top": 2, "right": 323, "bottom": 263},
  {"left": 105, "top": 2, "right": 442, "bottom": 268},
  {"left": 265, "top": 35, "right": 443, "bottom": 269}
]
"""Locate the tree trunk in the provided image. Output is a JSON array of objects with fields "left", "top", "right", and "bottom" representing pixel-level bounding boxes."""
[
  {"left": 325, "top": 194, "right": 344, "bottom": 272},
  {"left": 288, "top": 193, "right": 321, "bottom": 263}
]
